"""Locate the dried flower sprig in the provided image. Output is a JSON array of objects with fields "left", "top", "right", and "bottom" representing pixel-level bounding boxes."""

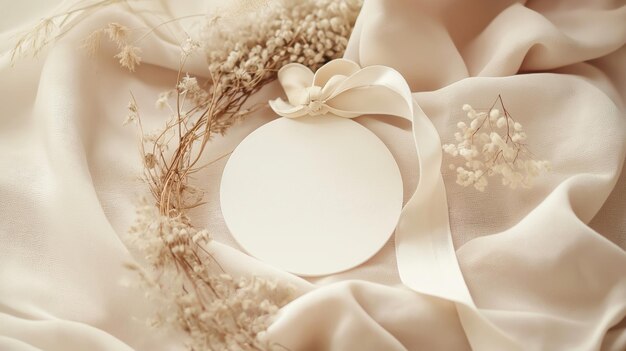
[
  {"left": 132, "top": 0, "right": 362, "bottom": 217},
  {"left": 85, "top": 14, "right": 209, "bottom": 71},
  {"left": 126, "top": 200, "right": 292, "bottom": 351},
  {"left": 203, "top": 0, "right": 361, "bottom": 81},
  {"left": 83, "top": 21, "right": 142, "bottom": 70},
  {"left": 120, "top": 0, "right": 362, "bottom": 349},
  {"left": 443, "top": 95, "right": 550, "bottom": 191},
  {"left": 10, "top": 0, "right": 126, "bottom": 65}
]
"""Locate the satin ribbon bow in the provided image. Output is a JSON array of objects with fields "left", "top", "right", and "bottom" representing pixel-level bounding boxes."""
[{"left": 269, "top": 59, "right": 414, "bottom": 121}]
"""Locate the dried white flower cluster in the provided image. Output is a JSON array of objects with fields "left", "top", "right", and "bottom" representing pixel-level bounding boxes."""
[
  {"left": 443, "top": 96, "right": 550, "bottom": 191},
  {"left": 203, "top": 0, "right": 362, "bottom": 88},
  {"left": 127, "top": 200, "right": 293, "bottom": 351}
]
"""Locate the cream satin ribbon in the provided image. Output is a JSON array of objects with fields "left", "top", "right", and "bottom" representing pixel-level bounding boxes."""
[{"left": 270, "top": 59, "right": 519, "bottom": 350}]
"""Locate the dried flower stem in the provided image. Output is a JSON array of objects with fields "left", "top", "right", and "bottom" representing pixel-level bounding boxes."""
[
  {"left": 443, "top": 95, "right": 550, "bottom": 191},
  {"left": 10, "top": 0, "right": 126, "bottom": 64}
]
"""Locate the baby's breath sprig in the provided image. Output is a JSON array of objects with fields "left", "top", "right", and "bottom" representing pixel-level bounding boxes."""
[
  {"left": 126, "top": 199, "right": 293, "bottom": 351},
  {"left": 443, "top": 95, "right": 550, "bottom": 191}
]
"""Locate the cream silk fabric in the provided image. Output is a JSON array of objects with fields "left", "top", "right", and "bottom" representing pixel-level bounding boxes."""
[{"left": 1, "top": 0, "right": 626, "bottom": 350}]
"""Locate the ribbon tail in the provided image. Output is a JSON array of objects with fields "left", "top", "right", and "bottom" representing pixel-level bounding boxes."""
[
  {"left": 277, "top": 64, "right": 315, "bottom": 106},
  {"left": 395, "top": 99, "right": 521, "bottom": 351}
]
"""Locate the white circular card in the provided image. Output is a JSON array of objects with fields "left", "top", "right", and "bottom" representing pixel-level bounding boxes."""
[{"left": 220, "top": 114, "right": 403, "bottom": 276}]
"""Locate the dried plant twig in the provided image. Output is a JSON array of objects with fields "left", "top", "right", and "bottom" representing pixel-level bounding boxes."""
[{"left": 443, "top": 95, "right": 550, "bottom": 191}]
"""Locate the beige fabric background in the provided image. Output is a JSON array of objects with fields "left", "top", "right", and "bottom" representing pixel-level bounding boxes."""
[{"left": 1, "top": 0, "right": 625, "bottom": 350}]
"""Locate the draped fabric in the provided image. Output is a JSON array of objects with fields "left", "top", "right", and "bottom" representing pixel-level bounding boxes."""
[{"left": 1, "top": 0, "right": 625, "bottom": 350}]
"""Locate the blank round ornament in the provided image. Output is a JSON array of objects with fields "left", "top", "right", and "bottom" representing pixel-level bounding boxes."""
[{"left": 220, "top": 114, "right": 403, "bottom": 276}]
